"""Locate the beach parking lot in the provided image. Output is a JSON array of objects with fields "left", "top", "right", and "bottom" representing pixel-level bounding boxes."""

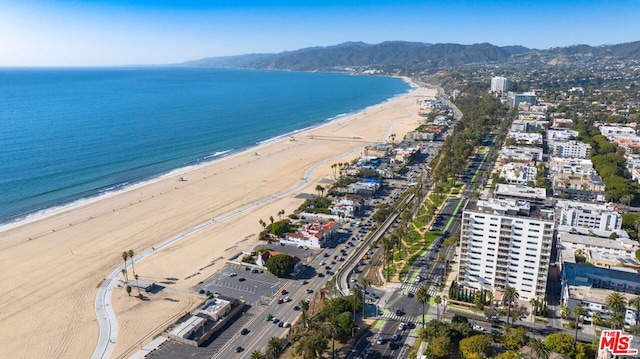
[{"left": 195, "top": 263, "right": 282, "bottom": 306}]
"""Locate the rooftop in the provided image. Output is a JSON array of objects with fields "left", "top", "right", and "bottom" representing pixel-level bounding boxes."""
[
  {"left": 494, "top": 184, "right": 546, "bottom": 200},
  {"left": 562, "top": 261, "right": 640, "bottom": 288}
]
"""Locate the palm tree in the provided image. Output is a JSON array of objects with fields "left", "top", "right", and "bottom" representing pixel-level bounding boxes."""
[
  {"left": 128, "top": 249, "right": 140, "bottom": 295},
  {"left": 573, "top": 304, "right": 585, "bottom": 347},
  {"left": 121, "top": 268, "right": 129, "bottom": 283},
  {"left": 529, "top": 298, "right": 540, "bottom": 330},
  {"left": 325, "top": 316, "right": 339, "bottom": 359},
  {"left": 628, "top": 296, "right": 640, "bottom": 325},
  {"left": 503, "top": 286, "right": 519, "bottom": 325},
  {"left": 528, "top": 338, "right": 551, "bottom": 359},
  {"left": 416, "top": 285, "right": 431, "bottom": 328},
  {"left": 606, "top": 292, "right": 627, "bottom": 329},
  {"left": 250, "top": 350, "right": 264, "bottom": 359},
  {"left": 121, "top": 252, "right": 129, "bottom": 282},
  {"left": 592, "top": 311, "right": 602, "bottom": 331},
  {"left": 300, "top": 299, "right": 310, "bottom": 329},
  {"left": 125, "top": 285, "right": 132, "bottom": 297},
  {"left": 295, "top": 332, "right": 327, "bottom": 359},
  {"left": 315, "top": 184, "right": 324, "bottom": 197},
  {"left": 359, "top": 277, "right": 372, "bottom": 319},
  {"left": 560, "top": 304, "right": 570, "bottom": 321},
  {"left": 266, "top": 337, "right": 282, "bottom": 359},
  {"left": 269, "top": 215, "right": 274, "bottom": 225},
  {"left": 381, "top": 237, "right": 393, "bottom": 281},
  {"left": 434, "top": 295, "right": 442, "bottom": 321}
]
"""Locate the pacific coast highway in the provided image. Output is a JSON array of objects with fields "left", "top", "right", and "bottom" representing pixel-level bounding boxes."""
[{"left": 90, "top": 146, "right": 366, "bottom": 359}]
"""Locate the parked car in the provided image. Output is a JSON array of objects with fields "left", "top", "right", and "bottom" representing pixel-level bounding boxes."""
[{"left": 472, "top": 325, "right": 485, "bottom": 331}]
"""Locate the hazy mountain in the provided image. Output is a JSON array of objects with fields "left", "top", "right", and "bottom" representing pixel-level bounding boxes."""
[{"left": 181, "top": 40, "right": 640, "bottom": 71}]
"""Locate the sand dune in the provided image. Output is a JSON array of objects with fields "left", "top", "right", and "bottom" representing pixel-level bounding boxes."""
[{"left": 0, "top": 84, "right": 436, "bottom": 358}]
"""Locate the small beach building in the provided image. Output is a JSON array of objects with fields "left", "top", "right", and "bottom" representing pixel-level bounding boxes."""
[{"left": 280, "top": 221, "right": 338, "bottom": 248}]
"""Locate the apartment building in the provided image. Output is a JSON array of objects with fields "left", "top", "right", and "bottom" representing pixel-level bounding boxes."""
[
  {"left": 458, "top": 199, "right": 554, "bottom": 300},
  {"left": 555, "top": 199, "right": 622, "bottom": 231}
]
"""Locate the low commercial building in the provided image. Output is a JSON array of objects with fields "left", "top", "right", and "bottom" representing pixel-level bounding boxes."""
[
  {"left": 506, "top": 132, "right": 543, "bottom": 146},
  {"left": 551, "top": 172, "right": 605, "bottom": 202},
  {"left": 493, "top": 184, "right": 548, "bottom": 207},
  {"left": 166, "top": 297, "right": 245, "bottom": 347},
  {"left": 561, "top": 262, "right": 639, "bottom": 327},
  {"left": 498, "top": 162, "right": 537, "bottom": 185},
  {"left": 281, "top": 221, "right": 338, "bottom": 248},
  {"left": 499, "top": 146, "right": 543, "bottom": 163}
]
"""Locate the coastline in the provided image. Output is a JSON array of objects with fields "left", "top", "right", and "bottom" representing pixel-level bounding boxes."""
[
  {"left": 0, "top": 77, "right": 412, "bottom": 231},
  {"left": 0, "top": 83, "right": 436, "bottom": 358}
]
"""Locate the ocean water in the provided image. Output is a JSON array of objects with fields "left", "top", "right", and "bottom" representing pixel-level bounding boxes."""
[{"left": 0, "top": 67, "right": 411, "bottom": 225}]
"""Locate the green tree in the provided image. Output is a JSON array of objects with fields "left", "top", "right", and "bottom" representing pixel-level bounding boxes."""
[
  {"left": 504, "top": 327, "right": 527, "bottom": 350},
  {"left": 560, "top": 304, "right": 570, "bottom": 320},
  {"left": 544, "top": 332, "right": 575, "bottom": 357},
  {"left": 628, "top": 296, "right": 640, "bottom": 325},
  {"left": 128, "top": 249, "right": 140, "bottom": 295},
  {"left": 459, "top": 334, "right": 493, "bottom": 359},
  {"left": 250, "top": 350, "right": 264, "bottom": 359},
  {"left": 315, "top": 184, "right": 325, "bottom": 197},
  {"left": 497, "top": 351, "right": 523, "bottom": 359},
  {"left": 125, "top": 285, "right": 132, "bottom": 297},
  {"left": 121, "top": 252, "right": 129, "bottom": 282},
  {"left": 300, "top": 299, "right": 310, "bottom": 329},
  {"left": 434, "top": 295, "right": 442, "bottom": 321},
  {"left": 264, "top": 254, "right": 296, "bottom": 278},
  {"left": 416, "top": 285, "right": 431, "bottom": 328},
  {"left": 294, "top": 331, "right": 327, "bottom": 359},
  {"left": 573, "top": 304, "right": 586, "bottom": 347},
  {"left": 503, "top": 286, "right": 519, "bottom": 325},
  {"left": 266, "top": 337, "right": 283, "bottom": 359},
  {"left": 606, "top": 292, "right": 627, "bottom": 329},
  {"left": 430, "top": 335, "right": 453, "bottom": 358},
  {"left": 592, "top": 311, "right": 602, "bottom": 330},
  {"left": 528, "top": 338, "right": 551, "bottom": 359},
  {"left": 359, "top": 277, "right": 372, "bottom": 319}
]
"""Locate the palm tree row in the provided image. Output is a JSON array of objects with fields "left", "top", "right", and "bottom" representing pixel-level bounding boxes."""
[{"left": 120, "top": 249, "right": 140, "bottom": 296}]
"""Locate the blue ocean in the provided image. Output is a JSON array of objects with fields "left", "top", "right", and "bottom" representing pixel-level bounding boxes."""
[{"left": 0, "top": 67, "right": 410, "bottom": 225}]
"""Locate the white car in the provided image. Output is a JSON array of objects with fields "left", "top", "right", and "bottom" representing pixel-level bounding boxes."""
[
  {"left": 229, "top": 272, "right": 237, "bottom": 277},
  {"left": 472, "top": 324, "right": 485, "bottom": 331},
  {"left": 376, "top": 336, "right": 384, "bottom": 345},
  {"left": 398, "top": 322, "right": 406, "bottom": 330}
]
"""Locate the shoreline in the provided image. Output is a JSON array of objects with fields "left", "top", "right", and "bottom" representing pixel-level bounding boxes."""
[
  {"left": 0, "top": 82, "right": 436, "bottom": 358},
  {"left": 0, "top": 78, "right": 412, "bottom": 231}
]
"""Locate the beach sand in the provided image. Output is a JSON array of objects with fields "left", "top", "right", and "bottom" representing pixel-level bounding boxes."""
[{"left": 0, "top": 84, "right": 436, "bottom": 358}]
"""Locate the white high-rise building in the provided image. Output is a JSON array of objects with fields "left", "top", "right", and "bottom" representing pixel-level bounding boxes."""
[
  {"left": 491, "top": 76, "right": 509, "bottom": 94},
  {"left": 458, "top": 199, "right": 554, "bottom": 300}
]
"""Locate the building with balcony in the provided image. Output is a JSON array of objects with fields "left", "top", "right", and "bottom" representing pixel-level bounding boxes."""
[
  {"left": 555, "top": 200, "right": 622, "bottom": 231},
  {"left": 457, "top": 199, "right": 554, "bottom": 300},
  {"left": 491, "top": 76, "right": 509, "bottom": 94}
]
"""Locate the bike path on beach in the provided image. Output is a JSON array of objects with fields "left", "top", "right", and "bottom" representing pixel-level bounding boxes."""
[{"left": 91, "top": 144, "right": 365, "bottom": 358}]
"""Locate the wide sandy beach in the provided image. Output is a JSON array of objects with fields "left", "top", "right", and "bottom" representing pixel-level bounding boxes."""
[{"left": 0, "top": 83, "right": 436, "bottom": 359}]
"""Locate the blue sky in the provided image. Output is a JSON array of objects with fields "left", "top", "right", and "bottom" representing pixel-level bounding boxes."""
[{"left": 1, "top": 0, "right": 638, "bottom": 66}]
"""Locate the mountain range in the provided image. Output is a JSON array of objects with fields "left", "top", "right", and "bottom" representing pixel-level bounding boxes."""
[{"left": 182, "top": 40, "right": 640, "bottom": 72}]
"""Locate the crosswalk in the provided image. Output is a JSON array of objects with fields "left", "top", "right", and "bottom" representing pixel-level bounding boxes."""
[
  {"left": 397, "top": 282, "right": 437, "bottom": 296},
  {"left": 380, "top": 310, "right": 418, "bottom": 323}
]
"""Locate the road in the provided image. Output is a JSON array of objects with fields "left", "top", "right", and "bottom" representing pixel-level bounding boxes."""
[{"left": 90, "top": 145, "right": 366, "bottom": 359}]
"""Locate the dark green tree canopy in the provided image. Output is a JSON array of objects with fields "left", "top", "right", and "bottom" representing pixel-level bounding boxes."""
[{"left": 265, "top": 254, "right": 296, "bottom": 278}]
